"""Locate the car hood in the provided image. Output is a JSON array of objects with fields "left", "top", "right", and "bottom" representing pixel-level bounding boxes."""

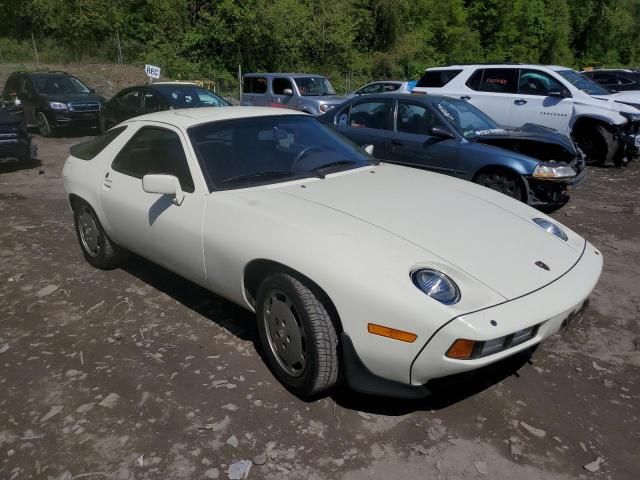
[
  {"left": 468, "top": 123, "right": 577, "bottom": 154},
  {"left": 590, "top": 92, "right": 640, "bottom": 110},
  {"left": 279, "top": 164, "right": 585, "bottom": 300},
  {"left": 43, "top": 93, "right": 105, "bottom": 103}
]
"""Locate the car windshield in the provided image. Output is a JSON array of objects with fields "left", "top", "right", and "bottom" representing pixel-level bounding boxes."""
[
  {"left": 294, "top": 77, "right": 337, "bottom": 96},
  {"left": 557, "top": 70, "right": 612, "bottom": 96},
  {"left": 189, "top": 115, "right": 373, "bottom": 191},
  {"left": 154, "top": 84, "right": 230, "bottom": 107},
  {"left": 33, "top": 75, "right": 90, "bottom": 94},
  {"left": 435, "top": 99, "right": 502, "bottom": 138}
]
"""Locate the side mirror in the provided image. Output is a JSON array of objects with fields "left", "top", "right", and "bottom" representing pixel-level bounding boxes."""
[
  {"left": 282, "top": 88, "right": 293, "bottom": 96},
  {"left": 89, "top": 88, "right": 96, "bottom": 94},
  {"left": 548, "top": 89, "right": 567, "bottom": 98},
  {"left": 142, "top": 174, "right": 184, "bottom": 206},
  {"left": 363, "top": 144, "right": 374, "bottom": 155},
  {"left": 429, "top": 126, "right": 455, "bottom": 139}
]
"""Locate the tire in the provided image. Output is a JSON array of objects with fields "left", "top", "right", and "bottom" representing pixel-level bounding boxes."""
[
  {"left": 256, "top": 272, "right": 339, "bottom": 397},
  {"left": 573, "top": 124, "right": 617, "bottom": 166},
  {"left": 37, "top": 112, "right": 54, "bottom": 137},
  {"left": 73, "top": 200, "right": 127, "bottom": 269},
  {"left": 475, "top": 169, "right": 525, "bottom": 202}
]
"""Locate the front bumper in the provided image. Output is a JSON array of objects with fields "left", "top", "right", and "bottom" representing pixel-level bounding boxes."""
[
  {"left": 524, "top": 153, "right": 586, "bottom": 207},
  {"left": 410, "top": 242, "right": 602, "bottom": 385},
  {"left": 0, "top": 136, "right": 32, "bottom": 160},
  {"left": 49, "top": 110, "right": 100, "bottom": 129}
]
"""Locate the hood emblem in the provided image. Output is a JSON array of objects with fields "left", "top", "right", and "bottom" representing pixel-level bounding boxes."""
[{"left": 535, "top": 261, "right": 550, "bottom": 271}]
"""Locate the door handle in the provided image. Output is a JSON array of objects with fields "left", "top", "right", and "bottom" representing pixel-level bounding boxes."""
[
  {"left": 391, "top": 140, "right": 403, "bottom": 146},
  {"left": 460, "top": 95, "right": 471, "bottom": 100},
  {"left": 514, "top": 99, "right": 527, "bottom": 105}
]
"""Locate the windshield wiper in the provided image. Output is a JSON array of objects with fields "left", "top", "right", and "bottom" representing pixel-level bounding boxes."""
[
  {"left": 221, "top": 170, "right": 293, "bottom": 184},
  {"left": 307, "top": 160, "right": 362, "bottom": 178}
]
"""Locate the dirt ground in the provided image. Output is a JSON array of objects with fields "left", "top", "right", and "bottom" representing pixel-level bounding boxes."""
[{"left": 0, "top": 132, "right": 639, "bottom": 480}]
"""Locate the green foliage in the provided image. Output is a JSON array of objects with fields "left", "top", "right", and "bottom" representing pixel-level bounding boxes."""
[{"left": 1, "top": 0, "right": 639, "bottom": 84}]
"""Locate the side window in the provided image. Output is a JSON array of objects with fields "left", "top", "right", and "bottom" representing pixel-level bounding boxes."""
[
  {"left": 117, "top": 90, "right": 141, "bottom": 110},
  {"left": 591, "top": 72, "right": 617, "bottom": 86},
  {"left": 518, "top": 69, "right": 565, "bottom": 96},
  {"left": 616, "top": 74, "right": 634, "bottom": 86},
  {"left": 417, "top": 69, "right": 463, "bottom": 88},
  {"left": 465, "top": 70, "right": 483, "bottom": 91},
  {"left": 477, "top": 69, "right": 518, "bottom": 93},
  {"left": 5, "top": 74, "right": 19, "bottom": 94},
  {"left": 243, "top": 77, "right": 267, "bottom": 94},
  {"left": 20, "top": 77, "right": 34, "bottom": 96},
  {"left": 383, "top": 83, "right": 401, "bottom": 92},
  {"left": 358, "top": 83, "right": 384, "bottom": 95},
  {"left": 112, "top": 127, "right": 195, "bottom": 193},
  {"left": 396, "top": 102, "right": 443, "bottom": 135},
  {"left": 347, "top": 101, "right": 393, "bottom": 130},
  {"left": 143, "top": 91, "right": 164, "bottom": 113},
  {"left": 272, "top": 77, "right": 293, "bottom": 95}
]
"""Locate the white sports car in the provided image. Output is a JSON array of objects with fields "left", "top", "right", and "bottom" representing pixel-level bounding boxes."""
[{"left": 63, "top": 107, "right": 603, "bottom": 398}]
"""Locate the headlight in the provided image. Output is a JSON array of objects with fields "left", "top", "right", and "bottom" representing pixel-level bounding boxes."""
[
  {"left": 532, "top": 218, "right": 568, "bottom": 241},
  {"left": 411, "top": 269, "right": 460, "bottom": 304},
  {"left": 49, "top": 102, "right": 68, "bottom": 111},
  {"left": 532, "top": 162, "right": 576, "bottom": 179},
  {"left": 319, "top": 104, "right": 335, "bottom": 113}
]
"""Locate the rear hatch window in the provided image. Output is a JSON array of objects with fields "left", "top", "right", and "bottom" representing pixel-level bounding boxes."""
[{"left": 416, "top": 70, "right": 463, "bottom": 88}]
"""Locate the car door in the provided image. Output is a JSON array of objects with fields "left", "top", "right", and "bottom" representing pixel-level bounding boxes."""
[
  {"left": 334, "top": 99, "right": 394, "bottom": 158},
  {"left": 387, "top": 99, "right": 461, "bottom": 176},
  {"left": 109, "top": 89, "right": 142, "bottom": 125},
  {"left": 463, "top": 68, "right": 519, "bottom": 127},
  {"left": 270, "top": 77, "right": 296, "bottom": 108},
  {"left": 141, "top": 89, "right": 168, "bottom": 114},
  {"left": 19, "top": 76, "right": 38, "bottom": 126},
  {"left": 509, "top": 69, "right": 573, "bottom": 134},
  {"left": 99, "top": 124, "right": 207, "bottom": 285}
]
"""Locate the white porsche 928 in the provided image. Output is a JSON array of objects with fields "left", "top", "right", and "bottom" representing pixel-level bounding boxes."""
[{"left": 63, "top": 107, "right": 602, "bottom": 398}]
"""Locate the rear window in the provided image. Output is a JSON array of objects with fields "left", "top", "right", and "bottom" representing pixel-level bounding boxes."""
[
  {"left": 70, "top": 126, "right": 127, "bottom": 160},
  {"left": 467, "top": 68, "right": 518, "bottom": 93},
  {"left": 416, "top": 70, "right": 462, "bottom": 88},
  {"left": 242, "top": 76, "right": 267, "bottom": 94}
]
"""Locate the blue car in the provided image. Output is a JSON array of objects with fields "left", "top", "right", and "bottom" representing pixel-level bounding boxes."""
[{"left": 320, "top": 93, "right": 585, "bottom": 208}]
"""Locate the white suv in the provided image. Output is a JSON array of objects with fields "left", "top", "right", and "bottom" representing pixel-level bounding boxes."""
[{"left": 412, "top": 64, "right": 640, "bottom": 166}]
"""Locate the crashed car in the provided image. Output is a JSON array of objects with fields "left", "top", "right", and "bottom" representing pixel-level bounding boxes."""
[
  {"left": 0, "top": 107, "right": 35, "bottom": 164},
  {"left": 63, "top": 107, "right": 602, "bottom": 399},
  {"left": 321, "top": 93, "right": 584, "bottom": 208},
  {"left": 412, "top": 64, "right": 640, "bottom": 166}
]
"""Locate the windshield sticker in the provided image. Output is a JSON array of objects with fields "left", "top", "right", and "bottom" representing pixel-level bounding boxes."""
[
  {"left": 437, "top": 104, "right": 455, "bottom": 121},
  {"left": 474, "top": 128, "right": 506, "bottom": 136}
]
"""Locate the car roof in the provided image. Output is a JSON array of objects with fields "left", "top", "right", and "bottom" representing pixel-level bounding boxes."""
[
  {"left": 124, "top": 106, "right": 305, "bottom": 128},
  {"left": 425, "top": 64, "right": 571, "bottom": 71},
  {"left": 244, "top": 73, "right": 325, "bottom": 78},
  {"left": 342, "top": 93, "right": 459, "bottom": 104}
]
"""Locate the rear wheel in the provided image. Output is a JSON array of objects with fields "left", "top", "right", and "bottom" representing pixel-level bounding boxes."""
[
  {"left": 73, "top": 200, "right": 127, "bottom": 269},
  {"left": 475, "top": 169, "right": 525, "bottom": 202},
  {"left": 256, "top": 272, "right": 339, "bottom": 397}
]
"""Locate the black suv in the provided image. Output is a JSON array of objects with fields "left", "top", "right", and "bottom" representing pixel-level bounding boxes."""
[
  {"left": 581, "top": 69, "right": 640, "bottom": 92},
  {"left": 1, "top": 71, "right": 104, "bottom": 136}
]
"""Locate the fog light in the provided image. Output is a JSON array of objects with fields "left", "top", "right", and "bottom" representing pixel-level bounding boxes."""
[{"left": 446, "top": 339, "right": 477, "bottom": 359}]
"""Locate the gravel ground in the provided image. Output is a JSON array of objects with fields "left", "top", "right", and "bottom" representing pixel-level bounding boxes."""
[{"left": 0, "top": 134, "right": 638, "bottom": 480}]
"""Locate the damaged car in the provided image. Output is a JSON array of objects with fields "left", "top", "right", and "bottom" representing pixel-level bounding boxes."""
[
  {"left": 63, "top": 107, "right": 602, "bottom": 399},
  {"left": 320, "top": 94, "right": 584, "bottom": 209}
]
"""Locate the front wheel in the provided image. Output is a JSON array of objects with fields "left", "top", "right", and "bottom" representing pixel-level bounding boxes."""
[
  {"left": 475, "top": 169, "right": 525, "bottom": 202},
  {"left": 73, "top": 200, "right": 127, "bottom": 269},
  {"left": 38, "top": 112, "right": 54, "bottom": 137},
  {"left": 256, "top": 272, "right": 340, "bottom": 397},
  {"left": 573, "top": 124, "right": 618, "bottom": 166}
]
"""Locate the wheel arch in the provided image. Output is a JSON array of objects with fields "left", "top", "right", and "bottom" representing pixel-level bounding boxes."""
[
  {"left": 570, "top": 115, "right": 616, "bottom": 136},
  {"left": 243, "top": 258, "right": 344, "bottom": 334}
]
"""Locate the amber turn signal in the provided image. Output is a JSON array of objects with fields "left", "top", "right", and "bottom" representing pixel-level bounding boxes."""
[
  {"left": 367, "top": 323, "right": 417, "bottom": 343},
  {"left": 446, "top": 339, "right": 477, "bottom": 359}
]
